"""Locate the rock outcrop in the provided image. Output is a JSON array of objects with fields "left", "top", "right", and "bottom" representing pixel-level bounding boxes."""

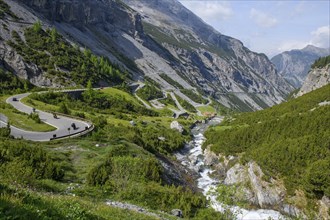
[
  {"left": 271, "top": 45, "right": 329, "bottom": 88},
  {"left": 296, "top": 63, "right": 330, "bottom": 96},
  {"left": 205, "top": 151, "right": 315, "bottom": 218},
  {"left": 222, "top": 161, "right": 286, "bottom": 209},
  {"left": 0, "top": 42, "right": 63, "bottom": 87},
  {"left": 170, "top": 121, "right": 183, "bottom": 133}
]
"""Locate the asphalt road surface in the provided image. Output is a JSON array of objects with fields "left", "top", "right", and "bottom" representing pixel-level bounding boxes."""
[{"left": 0, "top": 93, "right": 92, "bottom": 141}]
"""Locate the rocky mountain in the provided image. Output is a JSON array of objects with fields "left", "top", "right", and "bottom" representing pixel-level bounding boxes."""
[
  {"left": 271, "top": 45, "right": 329, "bottom": 88},
  {"left": 0, "top": 0, "right": 294, "bottom": 111},
  {"left": 296, "top": 56, "right": 330, "bottom": 97}
]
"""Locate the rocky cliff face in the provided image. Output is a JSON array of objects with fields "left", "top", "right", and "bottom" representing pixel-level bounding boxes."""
[
  {"left": 296, "top": 63, "right": 330, "bottom": 97},
  {"left": 2, "top": 0, "right": 294, "bottom": 110},
  {"left": 204, "top": 148, "right": 329, "bottom": 219},
  {"left": 18, "top": 0, "right": 143, "bottom": 36},
  {"left": 123, "top": 0, "right": 294, "bottom": 111},
  {"left": 271, "top": 45, "right": 329, "bottom": 88},
  {"left": 0, "top": 42, "right": 58, "bottom": 87}
]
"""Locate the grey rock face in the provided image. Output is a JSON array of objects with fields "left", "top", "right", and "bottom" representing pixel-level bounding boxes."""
[
  {"left": 247, "top": 162, "right": 285, "bottom": 208},
  {"left": 319, "top": 196, "right": 330, "bottom": 220},
  {"left": 19, "top": 0, "right": 142, "bottom": 36},
  {"left": 296, "top": 63, "right": 330, "bottom": 96},
  {"left": 224, "top": 163, "right": 248, "bottom": 185},
  {"left": 0, "top": 42, "right": 64, "bottom": 87},
  {"left": 271, "top": 45, "right": 330, "bottom": 88},
  {"left": 122, "top": 0, "right": 293, "bottom": 110},
  {"left": 209, "top": 152, "right": 310, "bottom": 218},
  {"left": 4, "top": 0, "right": 294, "bottom": 110}
]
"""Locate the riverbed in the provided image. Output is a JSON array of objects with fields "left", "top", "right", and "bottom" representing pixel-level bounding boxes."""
[{"left": 175, "top": 117, "right": 287, "bottom": 220}]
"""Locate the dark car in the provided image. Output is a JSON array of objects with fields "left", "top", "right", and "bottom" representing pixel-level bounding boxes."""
[{"left": 12, "top": 97, "right": 18, "bottom": 101}]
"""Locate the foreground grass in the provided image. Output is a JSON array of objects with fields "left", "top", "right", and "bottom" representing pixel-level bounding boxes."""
[{"left": 0, "top": 183, "right": 160, "bottom": 220}]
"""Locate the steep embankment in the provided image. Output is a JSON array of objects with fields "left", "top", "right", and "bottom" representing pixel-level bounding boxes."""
[
  {"left": 297, "top": 56, "right": 330, "bottom": 97},
  {"left": 203, "top": 84, "right": 330, "bottom": 219},
  {"left": 271, "top": 45, "right": 329, "bottom": 88},
  {"left": 2, "top": 0, "right": 293, "bottom": 111}
]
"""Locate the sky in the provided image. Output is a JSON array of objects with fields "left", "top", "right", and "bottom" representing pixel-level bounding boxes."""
[{"left": 178, "top": 0, "right": 330, "bottom": 58}]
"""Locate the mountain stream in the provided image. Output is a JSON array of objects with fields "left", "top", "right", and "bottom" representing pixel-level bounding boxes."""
[{"left": 175, "top": 117, "right": 286, "bottom": 220}]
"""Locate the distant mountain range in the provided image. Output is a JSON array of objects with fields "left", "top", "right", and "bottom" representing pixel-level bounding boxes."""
[{"left": 271, "top": 45, "right": 330, "bottom": 88}]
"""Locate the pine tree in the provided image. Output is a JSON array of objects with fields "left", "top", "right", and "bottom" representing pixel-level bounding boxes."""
[{"left": 33, "top": 20, "right": 42, "bottom": 33}]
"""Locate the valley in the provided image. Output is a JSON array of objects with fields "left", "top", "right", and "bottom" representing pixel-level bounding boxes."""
[{"left": 0, "top": 0, "right": 329, "bottom": 219}]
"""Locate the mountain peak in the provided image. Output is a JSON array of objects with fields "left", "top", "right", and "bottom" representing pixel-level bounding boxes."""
[
  {"left": 302, "top": 44, "right": 327, "bottom": 53},
  {"left": 271, "top": 45, "right": 330, "bottom": 88}
]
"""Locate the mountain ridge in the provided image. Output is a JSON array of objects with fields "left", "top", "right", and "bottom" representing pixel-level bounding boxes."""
[{"left": 1, "top": 0, "right": 294, "bottom": 111}]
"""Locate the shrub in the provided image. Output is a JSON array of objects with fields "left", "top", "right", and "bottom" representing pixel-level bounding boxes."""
[
  {"left": 28, "top": 112, "right": 41, "bottom": 123},
  {"left": 58, "top": 102, "right": 71, "bottom": 115}
]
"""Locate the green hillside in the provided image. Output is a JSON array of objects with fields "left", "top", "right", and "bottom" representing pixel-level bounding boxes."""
[
  {"left": 0, "top": 86, "right": 226, "bottom": 219},
  {"left": 204, "top": 84, "right": 330, "bottom": 199},
  {"left": 8, "top": 22, "right": 125, "bottom": 87},
  {"left": 0, "top": 17, "right": 227, "bottom": 219}
]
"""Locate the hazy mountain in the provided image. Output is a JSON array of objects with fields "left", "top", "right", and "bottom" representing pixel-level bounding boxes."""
[{"left": 271, "top": 45, "right": 329, "bottom": 88}]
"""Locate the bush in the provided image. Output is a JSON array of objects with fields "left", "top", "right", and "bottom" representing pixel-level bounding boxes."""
[
  {"left": 116, "top": 182, "right": 206, "bottom": 217},
  {"left": 311, "top": 55, "right": 330, "bottom": 69},
  {"left": 180, "top": 89, "right": 207, "bottom": 104},
  {"left": 87, "top": 144, "right": 162, "bottom": 186},
  {"left": 0, "top": 123, "right": 10, "bottom": 138},
  {"left": 175, "top": 94, "right": 197, "bottom": 113},
  {"left": 136, "top": 84, "right": 163, "bottom": 101},
  {"left": 58, "top": 102, "right": 71, "bottom": 115},
  {"left": 28, "top": 112, "right": 41, "bottom": 123},
  {"left": 0, "top": 140, "right": 65, "bottom": 183},
  {"left": 305, "top": 159, "right": 330, "bottom": 198}
]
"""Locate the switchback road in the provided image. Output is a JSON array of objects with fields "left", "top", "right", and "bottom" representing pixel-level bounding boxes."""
[{"left": 0, "top": 92, "right": 92, "bottom": 141}]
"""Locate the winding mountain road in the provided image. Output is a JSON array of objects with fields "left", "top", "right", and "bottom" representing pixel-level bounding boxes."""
[{"left": 0, "top": 92, "right": 93, "bottom": 142}]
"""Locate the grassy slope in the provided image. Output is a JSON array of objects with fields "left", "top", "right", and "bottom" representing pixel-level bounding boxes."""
[
  {"left": 0, "top": 183, "right": 160, "bottom": 220},
  {"left": 204, "top": 85, "right": 330, "bottom": 202},
  {"left": 0, "top": 87, "right": 224, "bottom": 218},
  {"left": 0, "top": 7, "right": 229, "bottom": 218},
  {"left": 196, "top": 105, "right": 216, "bottom": 114},
  {"left": 102, "top": 88, "right": 141, "bottom": 106}
]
